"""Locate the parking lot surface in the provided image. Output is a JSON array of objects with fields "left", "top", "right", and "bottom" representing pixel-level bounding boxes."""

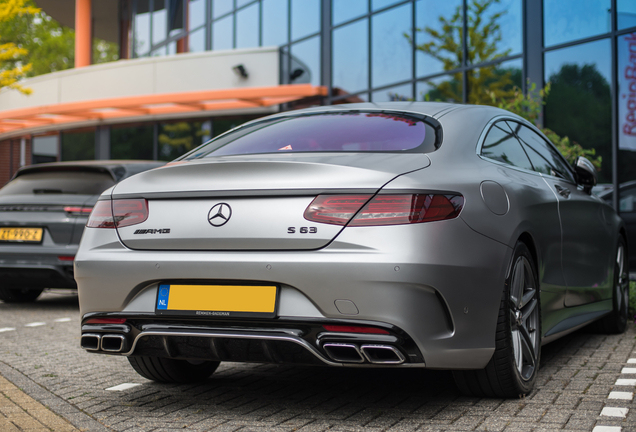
[{"left": 1, "top": 291, "right": 636, "bottom": 432}]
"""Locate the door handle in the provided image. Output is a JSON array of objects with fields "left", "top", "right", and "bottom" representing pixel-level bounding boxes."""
[{"left": 554, "top": 184, "right": 571, "bottom": 198}]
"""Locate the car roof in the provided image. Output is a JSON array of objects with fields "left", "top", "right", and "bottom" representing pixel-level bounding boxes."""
[{"left": 13, "top": 160, "right": 165, "bottom": 182}]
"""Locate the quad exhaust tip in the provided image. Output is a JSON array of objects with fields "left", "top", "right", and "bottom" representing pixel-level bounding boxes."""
[
  {"left": 80, "top": 333, "right": 127, "bottom": 353},
  {"left": 361, "top": 344, "right": 405, "bottom": 364},
  {"left": 322, "top": 342, "right": 405, "bottom": 365},
  {"left": 101, "top": 334, "right": 127, "bottom": 352},
  {"left": 322, "top": 343, "right": 365, "bottom": 363},
  {"left": 80, "top": 334, "right": 101, "bottom": 351}
]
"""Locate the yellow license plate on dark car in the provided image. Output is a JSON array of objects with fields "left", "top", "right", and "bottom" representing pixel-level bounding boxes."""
[
  {"left": 156, "top": 284, "right": 278, "bottom": 318},
  {"left": 0, "top": 227, "right": 43, "bottom": 243}
]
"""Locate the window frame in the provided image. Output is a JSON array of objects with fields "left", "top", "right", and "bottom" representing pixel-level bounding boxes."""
[{"left": 476, "top": 116, "right": 577, "bottom": 184}]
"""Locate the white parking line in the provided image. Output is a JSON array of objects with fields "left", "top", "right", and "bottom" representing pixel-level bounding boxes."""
[
  {"left": 608, "top": 391, "right": 633, "bottom": 400},
  {"left": 627, "top": 358, "right": 636, "bottom": 364},
  {"left": 24, "top": 322, "right": 46, "bottom": 327},
  {"left": 593, "top": 426, "right": 622, "bottom": 432},
  {"left": 0, "top": 327, "right": 15, "bottom": 332},
  {"left": 600, "top": 407, "right": 629, "bottom": 418},
  {"left": 621, "top": 367, "right": 636, "bottom": 374},
  {"left": 53, "top": 317, "right": 71, "bottom": 322},
  {"left": 105, "top": 383, "right": 142, "bottom": 391},
  {"left": 615, "top": 378, "right": 636, "bottom": 386}
]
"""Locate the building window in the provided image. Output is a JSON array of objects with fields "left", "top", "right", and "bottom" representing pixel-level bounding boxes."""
[
  {"left": 111, "top": 124, "right": 154, "bottom": 160},
  {"left": 544, "top": 39, "right": 612, "bottom": 183},
  {"left": 33, "top": 135, "right": 59, "bottom": 164},
  {"left": 543, "top": 0, "right": 611, "bottom": 48},
  {"left": 60, "top": 129, "right": 95, "bottom": 161}
]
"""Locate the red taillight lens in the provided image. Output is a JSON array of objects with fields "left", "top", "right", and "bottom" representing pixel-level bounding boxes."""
[
  {"left": 113, "top": 199, "right": 148, "bottom": 227},
  {"left": 86, "top": 199, "right": 148, "bottom": 228},
  {"left": 86, "top": 200, "right": 116, "bottom": 228},
  {"left": 304, "top": 194, "right": 463, "bottom": 226},
  {"left": 350, "top": 194, "right": 464, "bottom": 226},
  {"left": 303, "top": 195, "right": 373, "bottom": 225},
  {"left": 64, "top": 206, "right": 93, "bottom": 216},
  {"left": 322, "top": 325, "right": 390, "bottom": 335},
  {"left": 57, "top": 255, "right": 75, "bottom": 261},
  {"left": 85, "top": 318, "right": 127, "bottom": 324}
]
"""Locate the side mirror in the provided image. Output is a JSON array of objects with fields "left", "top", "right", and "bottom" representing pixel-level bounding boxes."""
[{"left": 573, "top": 156, "right": 597, "bottom": 194}]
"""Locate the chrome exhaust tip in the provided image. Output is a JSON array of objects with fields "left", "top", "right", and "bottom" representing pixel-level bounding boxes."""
[
  {"left": 323, "top": 343, "right": 365, "bottom": 363},
  {"left": 360, "top": 345, "right": 405, "bottom": 364},
  {"left": 80, "top": 333, "right": 101, "bottom": 351},
  {"left": 100, "top": 334, "right": 127, "bottom": 353}
]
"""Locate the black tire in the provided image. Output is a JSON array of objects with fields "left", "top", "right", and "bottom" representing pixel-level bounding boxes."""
[
  {"left": 453, "top": 242, "right": 541, "bottom": 398},
  {"left": 127, "top": 356, "right": 220, "bottom": 383},
  {"left": 0, "top": 287, "right": 44, "bottom": 303},
  {"left": 595, "top": 237, "right": 629, "bottom": 334}
]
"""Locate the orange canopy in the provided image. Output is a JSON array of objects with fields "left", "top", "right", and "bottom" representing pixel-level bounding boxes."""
[{"left": 0, "top": 84, "right": 327, "bottom": 135}]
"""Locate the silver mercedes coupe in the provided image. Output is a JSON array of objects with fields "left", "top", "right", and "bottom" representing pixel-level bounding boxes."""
[{"left": 75, "top": 102, "right": 628, "bottom": 398}]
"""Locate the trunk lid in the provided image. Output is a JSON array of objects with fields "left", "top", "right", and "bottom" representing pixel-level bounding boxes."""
[{"left": 113, "top": 154, "right": 430, "bottom": 250}]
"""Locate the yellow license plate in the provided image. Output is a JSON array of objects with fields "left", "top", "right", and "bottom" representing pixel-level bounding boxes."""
[
  {"left": 156, "top": 284, "right": 278, "bottom": 318},
  {"left": 0, "top": 227, "right": 43, "bottom": 243}
]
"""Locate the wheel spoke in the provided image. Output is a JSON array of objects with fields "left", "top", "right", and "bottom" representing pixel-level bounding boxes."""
[
  {"left": 510, "top": 259, "right": 524, "bottom": 307},
  {"left": 518, "top": 324, "right": 536, "bottom": 369},
  {"left": 512, "top": 329, "right": 523, "bottom": 372},
  {"left": 520, "top": 289, "right": 536, "bottom": 309},
  {"left": 521, "top": 297, "right": 537, "bottom": 319}
]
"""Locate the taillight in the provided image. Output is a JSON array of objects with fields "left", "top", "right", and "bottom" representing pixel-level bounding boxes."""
[
  {"left": 86, "top": 201, "right": 115, "bottom": 228},
  {"left": 86, "top": 199, "right": 148, "bottom": 228},
  {"left": 113, "top": 199, "right": 148, "bottom": 227},
  {"left": 304, "top": 194, "right": 463, "bottom": 226},
  {"left": 64, "top": 206, "right": 93, "bottom": 216},
  {"left": 303, "top": 195, "right": 372, "bottom": 225}
]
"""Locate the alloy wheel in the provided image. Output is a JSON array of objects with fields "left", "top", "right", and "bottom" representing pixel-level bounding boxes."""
[
  {"left": 616, "top": 244, "right": 628, "bottom": 321},
  {"left": 509, "top": 256, "right": 540, "bottom": 381}
]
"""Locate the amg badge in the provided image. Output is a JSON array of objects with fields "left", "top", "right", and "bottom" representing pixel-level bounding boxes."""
[{"left": 133, "top": 229, "right": 171, "bottom": 234}]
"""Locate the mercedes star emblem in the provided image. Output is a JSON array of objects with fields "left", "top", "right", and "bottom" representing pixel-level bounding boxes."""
[{"left": 208, "top": 203, "right": 232, "bottom": 227}]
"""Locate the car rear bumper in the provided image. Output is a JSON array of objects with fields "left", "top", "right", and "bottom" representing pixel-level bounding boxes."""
[
  {"left": 75, "top": 218, "right": 513, "bottom": 370},
  {"left": 0, "top": 246, "right": 77, "bottom": 289}
]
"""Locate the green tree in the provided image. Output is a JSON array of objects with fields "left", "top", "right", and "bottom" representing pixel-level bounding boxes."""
[
  {"left": 545, "top": 64, "right": 611, "bottom": 179},
  {"left": 411, "top": 0, "right": 603, "bottom": 172},
  {"left": 492, "top": 81, "right": 603, "bottom": 171},
  {"left": 409, "top": 0, "right": 518, "bottom": 103},
  {"left": 0, "top": 0, "right": 119, "bottom": 78},
  {"left": 0, "top": 0, "right": 39, "bottom": 94}
]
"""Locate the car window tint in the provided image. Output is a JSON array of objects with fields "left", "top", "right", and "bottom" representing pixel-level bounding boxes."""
[
  {"left": 507, "top": 122, "right": 575, "bottom": 183},
  {"left": 184, "top": 112, "right": 438, "bottom": 158},
  {"left": 0, "top": 171, "right": 116, "bottom": 196},
  {"left": 480, "top": 123, "right": 534, "bottom": 170},
  {"left": 619, "top": 187, "right": 636, "bottom": 213}
]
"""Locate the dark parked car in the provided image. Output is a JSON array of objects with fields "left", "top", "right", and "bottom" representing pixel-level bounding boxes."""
[
  {"left": 599, "top": 181, "right": 636, "bottom": 276},
  {"left": 0, "top": 160, "right": 164, "bottom": 303}
]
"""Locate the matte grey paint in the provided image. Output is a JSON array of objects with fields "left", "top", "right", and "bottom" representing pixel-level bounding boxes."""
[{"left": 75, "top": 102, "right": 624, "bottom": 371}]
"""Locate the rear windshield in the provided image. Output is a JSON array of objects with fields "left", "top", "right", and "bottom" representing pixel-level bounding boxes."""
[
  {"left": 0, "top": 171, "right": 116, "bottom": 196},
  {"left": 183, "top": 111, "right": 438, "bottom": 159}
]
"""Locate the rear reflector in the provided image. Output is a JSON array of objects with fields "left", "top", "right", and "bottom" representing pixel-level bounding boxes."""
[
  {"left": 85, "top": 318, "right": 127, "bottom": 324},
  {"left": 322, "top": 325, "right": 390, "bottom": 335},
  {"left": 304, "top": 194, "right": 463, "bottom": 226},
  {"left": 57, "top": 256, "right": 75, "bottom": 261},
  {"left": 86, "top": 199, "right": 148, "bottom": 228}
]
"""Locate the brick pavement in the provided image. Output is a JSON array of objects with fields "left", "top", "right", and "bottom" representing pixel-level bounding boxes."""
[
  {"left": 0, "top": 373, "right": 78, "bottom": 431},
  {"left": 1, "top": 291, "right": 636, "bottom": 431}
]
